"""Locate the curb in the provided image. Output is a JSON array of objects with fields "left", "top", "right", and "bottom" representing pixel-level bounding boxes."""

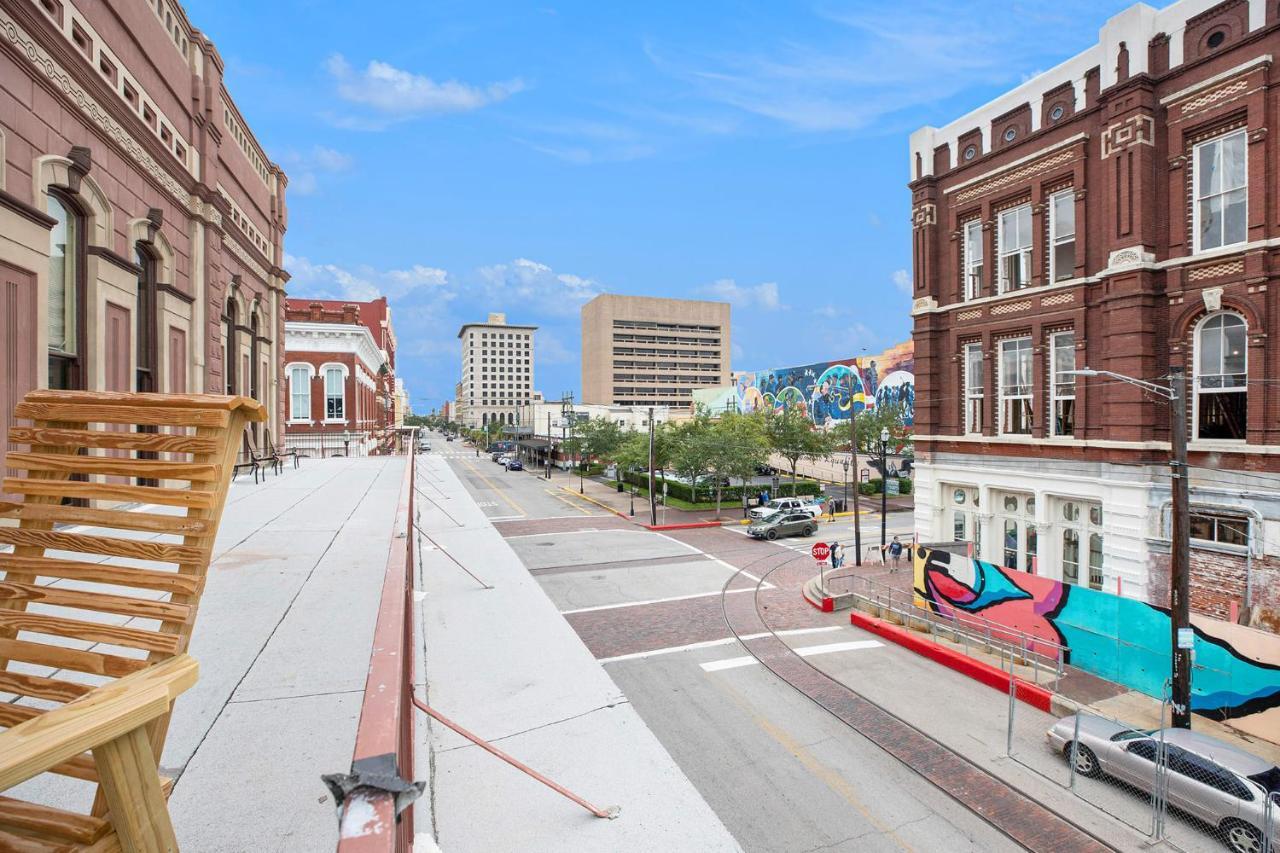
[
  {"left": 558, "top": 486, "right": 631, "bottom": 520},
  {"left": 645, "top": 520, "right": 724, "bottom": 531},
  {"left": 802, "top": 587, "right": 835, "bottom": 612},
  {"left": 850, "top": 611, "right": 1053, "bottom": 712}
]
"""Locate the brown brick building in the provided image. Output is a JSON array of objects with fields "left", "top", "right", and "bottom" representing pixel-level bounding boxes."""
[
  {"left": 909, "top": 0, "right": 1280, "bottom": 625},
  {"left": 0, "top": 0, "right": 289, "bottom": 449}
]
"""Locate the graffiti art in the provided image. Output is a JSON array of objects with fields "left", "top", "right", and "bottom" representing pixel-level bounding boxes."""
[
  {"left": 914, "top": 546, "right": 1280, "bottom": 726},
  {"left": 692, "top": 341, "right": 915, "bottom": 427}
]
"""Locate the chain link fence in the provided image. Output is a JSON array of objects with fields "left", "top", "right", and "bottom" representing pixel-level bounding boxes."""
[{"left": 1007, "top": 686, "right": 1278, "bottom": 853}]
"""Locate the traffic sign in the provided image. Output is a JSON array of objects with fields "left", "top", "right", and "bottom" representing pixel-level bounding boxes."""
[{"left": 811, "top": 542, "right": 831, "bottom": 562}]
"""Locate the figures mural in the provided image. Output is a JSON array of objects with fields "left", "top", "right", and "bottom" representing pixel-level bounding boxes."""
[
  {"left": 914, "top": 545, "right": 1280, "bottom": 737},
  {"left": 694, "top": 341, "right": 914, "bottom": 427}
]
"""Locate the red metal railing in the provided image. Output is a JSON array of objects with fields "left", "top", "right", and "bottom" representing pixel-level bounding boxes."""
[{"left": 336, "top": 438, "right": 417, "bottom": 852}]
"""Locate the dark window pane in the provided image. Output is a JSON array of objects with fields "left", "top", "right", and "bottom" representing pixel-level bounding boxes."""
[{"left": 1198, "top": 391, "right": 1246, "bottom": 440}]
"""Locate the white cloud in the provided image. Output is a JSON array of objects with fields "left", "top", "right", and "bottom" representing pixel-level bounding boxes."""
[
  {"left": 280, "top": 145, "right": 354, "bottom": 196},
  {"left": 892, "top": 269, "right": 911, "bottom": 295},
  {"left": 476, "top": 258, "right": 601, "bottom": 315},
  {"left": 326, "top": 54, "right": 524, "bottom": 123},
  {"left": 699, "top": 278, "right": 782, "bottom": 311},
  {"left": 537, "top": 331, "right": 576, "bottom": 365},
  {"left": 284, "top": 253, "right": 449, "bottom": 301},
  {"left": 814, "top": 304, "right": 840, "bottom": 318}
]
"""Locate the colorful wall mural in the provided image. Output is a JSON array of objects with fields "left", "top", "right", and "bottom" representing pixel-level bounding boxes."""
[
  {"left": 914, "top": 546, "right": 1280, "bottom": 739},
  {"left": 692, "top": 341, "right": 914, "bottom": 428}
]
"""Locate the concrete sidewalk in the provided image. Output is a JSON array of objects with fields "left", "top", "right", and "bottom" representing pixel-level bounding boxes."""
[{"left": 415, "top": 455, "right": 740, "bottom": 852}]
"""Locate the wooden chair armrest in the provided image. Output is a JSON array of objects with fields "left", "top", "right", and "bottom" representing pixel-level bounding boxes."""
[{"left": 0, "top": 655, "right": 198, "bottom": 791}]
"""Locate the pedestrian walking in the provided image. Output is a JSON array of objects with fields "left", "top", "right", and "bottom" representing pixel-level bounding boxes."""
[
  {"left": 827, "top": 500, "right": 836, "bottom": 523},
  {"left": 829, "top": 542, "right": 844, "bottom": 570},
  {"left": 888, "top": 536, "right": 904, "bottom": 572}
]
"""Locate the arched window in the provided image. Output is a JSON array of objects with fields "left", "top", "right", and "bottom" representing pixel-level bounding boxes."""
[
  {"left": 323, "top": 365, "right": 345, "bottom": 421},
  {"left": 1195, "top": 312, "right": 1247, "bottom": 440},
  {"left": 47, "top": 192, "right": 85, "bottom": 389},
  {"left": 135, "top": 245, "right": 157, "bottom": 392},
  {"left": 287, "top": 364, "right": 313, "bottom": 422},
  {"left": 223, "top": 297, "right": 238, "bottom": 395}
]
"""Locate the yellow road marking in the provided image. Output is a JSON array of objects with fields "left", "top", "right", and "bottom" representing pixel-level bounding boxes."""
[
  {"left": 558, "top": 486, "right": 615, "bottom": 516},
  {"left": 545, "top": 488, "right": 593, "bottom": 516},
  {"left": 458, "top": 457, "right": 526, "bottom": 517},
  {"left": 717, "top": 680, "right": 915, "bottom": 851}
]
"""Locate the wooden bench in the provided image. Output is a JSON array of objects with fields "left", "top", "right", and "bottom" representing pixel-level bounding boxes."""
[{"left": 0, "top": 389, "right": 264, "bottom": 851}]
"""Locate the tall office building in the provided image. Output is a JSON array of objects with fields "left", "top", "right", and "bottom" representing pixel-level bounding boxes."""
[
  {"left": 581, "top": 295, "right": 731, "bottom": 408},
  {"left": 455, "top": 313, "right": 537, "bottom": 428}
]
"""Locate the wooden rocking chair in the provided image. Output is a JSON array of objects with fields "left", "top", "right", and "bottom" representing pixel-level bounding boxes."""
[{"left": 0, "top": 389, "right": 265, "bottom": 851}]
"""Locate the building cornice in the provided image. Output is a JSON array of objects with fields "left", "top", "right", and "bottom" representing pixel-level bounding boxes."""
[
  {"left": 285, "top": 321, "right": 385, "bottom": 376},
  {"left": 1160, "top": 54, "right": 1273, "bottom": 106},
  {"left": 943, "top": 133, "right": 1089, "bottom": 197}
]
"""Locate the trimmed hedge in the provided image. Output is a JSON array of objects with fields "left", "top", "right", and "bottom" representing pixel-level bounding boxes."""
[
  {"left": 858, "top": 478, "right": 914, "bottom": 496},
  {"left": 622, "top": 471, "right": 821, "bottom": 503}
]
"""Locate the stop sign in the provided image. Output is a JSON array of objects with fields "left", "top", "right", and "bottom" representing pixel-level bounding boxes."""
[{"left": 811, "top": 542, "right": 831, "bottom": 562}]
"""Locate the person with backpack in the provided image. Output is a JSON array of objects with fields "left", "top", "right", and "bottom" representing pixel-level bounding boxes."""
[{"left": 888, "top": 536, "right": 904, "bottom": 572}]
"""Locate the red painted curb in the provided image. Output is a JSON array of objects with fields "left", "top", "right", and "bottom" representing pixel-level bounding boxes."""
[
  {"left": 850, "top": 611, "right": 1053, "bottom": 712},
  {"left": 644, "top": 520, "right": 724, "bottom": 531},
  {"left": 802, "top": 590, "right": 835, "bottom": 612}
]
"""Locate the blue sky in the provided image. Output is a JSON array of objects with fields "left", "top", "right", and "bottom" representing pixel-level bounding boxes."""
[{"left": 187, "top": 0, "right": 1121, "bottom": 413}]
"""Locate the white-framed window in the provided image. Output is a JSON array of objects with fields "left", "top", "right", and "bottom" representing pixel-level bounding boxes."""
[
  {"left": 963, "top": 219, "right": 983, "bottom": 300},
  {"left": 1194, "top": 312, "right": 1247, "bottom": 440},
  {"left": 287, "top": 364, "right": 313, "bottom": 422},
  {"left": 1194, "top": 129, "right": 1247, "bottom": 253},
  {"left": 1049, "top": 332, "right": 1076, "bottom": 437},
  {"left": 1190, "top": 510, "right": 1249, "bottom": 550},
  {"left": 324, "top": 366, "right": 345, "bottom": 420},
  {"left": 964, "top": 343, "right": 983, "bottom": 434},
  {"left": 947, "top": 485, "right": 980, "bottom": 549},
  {"left": 997, "top": 204, "right": 1032, "bottom": 292},
  {"left": 998, "top": 337, "right": 1033, "bottom": 435},
  {"left": 996, "top": 491, "right": 1036, "bottom": 573},
  {"left": 1049, "top": 190, "right": 1076, "bottom": 281},
  {"left": 1058, "top": 500, "right": 1103, "bottom": 589}
]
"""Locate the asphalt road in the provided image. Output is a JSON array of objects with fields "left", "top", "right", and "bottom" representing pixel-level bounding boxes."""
[{"left": 436, "top": 438, "right": 1028, "bottom": 852}]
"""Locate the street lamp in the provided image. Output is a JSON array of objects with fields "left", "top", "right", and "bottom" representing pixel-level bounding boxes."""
[
  {"left": 841, "top": 458, "right": 850, "bottom": 516},
  {"left": 1064, "top": 366, "right": 1192, "bottom": 729},
  {"left": 879, "top": 427, "right": 890, "bottom": 558},
  {"left": 630, "top": 486, "right": 636, "bottom": 517}
]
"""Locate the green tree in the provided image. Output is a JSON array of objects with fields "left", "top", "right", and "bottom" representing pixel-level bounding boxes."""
[
  {"left": 708, "top": 411, "right": 768, "bottom": 517},
  {"left": 668, "top": 411, "right": 717, "bottom": 503},
  {"left": 852, "top": 402, "right": 912, "bottom": 479},
  {"left": 567, "top": 417, "right": 627, "bottom": 491}
]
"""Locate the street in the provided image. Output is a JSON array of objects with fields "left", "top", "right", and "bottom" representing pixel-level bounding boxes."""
[{"left": 430, "top": 437, "right": 1144, "bottom": 852}]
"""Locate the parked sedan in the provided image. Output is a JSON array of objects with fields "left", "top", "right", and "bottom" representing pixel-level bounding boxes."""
[
  {"left": 505, "top": 459, "right": 523, "bottom": 471},
  {"left": 747, "top": 511, "right": 818, "bottom": 541},
  {"left": 1047, "top": 716, "right": 1280, "bottom": 853}
]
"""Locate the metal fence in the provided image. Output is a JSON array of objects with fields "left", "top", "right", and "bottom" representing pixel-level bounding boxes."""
[
  {"left": 1007, "top": 686, "right": 1277, "bottom": 853},
  {"left": 828, "top": 572, "right": 1067, "bottom": 689},
  {"left": 285, "top": 431, "right": 376, "bottom": 458}
]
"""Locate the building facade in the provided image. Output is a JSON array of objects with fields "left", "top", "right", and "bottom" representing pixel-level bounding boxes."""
[
  {"left": 909, "top": 0, "right": 1280, "bottom": 626},
  {"left": 283, "top": 299, "right": 396, "bottom": 455},
  {"left": 581, "top": 294, "right": 731, "bottom": 409},
  {"left": 0, "top": 0, "right": 288, "bottom": 452},
  {"left": 455, "top": 313, "right": 536, "bottom": 428},
  {"left": 513, "top": 400, "right": 672, "bottom": 469}
]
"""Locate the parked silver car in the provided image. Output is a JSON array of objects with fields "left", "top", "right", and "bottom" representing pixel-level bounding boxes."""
[
  {"left": 747, "top": 511, "right": 818, "bottom": 541},
  {"left": 1047, "top": 716, "right": 1280, "bottom": 853}
]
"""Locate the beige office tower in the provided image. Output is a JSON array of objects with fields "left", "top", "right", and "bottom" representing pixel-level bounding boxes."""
[{"left": 581, "top": 295, "right": 731, "bottom": 408}]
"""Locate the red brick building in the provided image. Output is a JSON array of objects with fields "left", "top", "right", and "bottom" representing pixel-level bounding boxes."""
[
  {"left": 909, "top": 0, "right": 1280, "bottom": 626},
  {"left": 0, "top": 0, "right": 288, "bottom": 449},
  {"left": 283, "top": 298, "right": 397, "bottom": 455}
]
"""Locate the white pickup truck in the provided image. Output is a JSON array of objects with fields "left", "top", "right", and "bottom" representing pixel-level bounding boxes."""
[{"left": 748, "top": 497, "right": 822, "bottom": 521}]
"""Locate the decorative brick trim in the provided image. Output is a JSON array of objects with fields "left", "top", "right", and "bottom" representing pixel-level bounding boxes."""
[
  {"left": 1101, "top": 114, "right": 1155, "bottom": 159},
  {"left": 1040, "top": 291, "right": 1075, "bottom": 308},
  {"left": 954, "top": 148, "right": 1079, "bottom": 205},
  {"left": 990, "top": 300, "right": 1033, "bottom": 316},
  {"left": 1180, "top": 78, "right": 1251, "bottom": 117},
  {"left": 957, "top": 309, "right": 983, "bottom": 321},
  {"left": 913, "top": 203, "right": 937, "bottom": 228},
  {"left": 1186, "top": 259, "right": 1245, "bottom": 281}
]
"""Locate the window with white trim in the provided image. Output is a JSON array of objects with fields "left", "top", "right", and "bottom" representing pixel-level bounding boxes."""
[
  {"left": 997, "top": 204, "right": 1032, "bottom": 292},
  {"left": 1049, "top": 190, "right": 1075, "bottom": 281},
  {"left": 289, "top": 366, "right": 311, "bottom": 421},
  {"left": 963, "top": 220, "right": 983, "bottom": 300},
  {"left": 1059, "top": 500, "right": 1103, "bottom": 589},
  {"left": 998, "top": 337, "right": 1033, "bottom": 435},
  {"left": 1190, "top": 510, "right": 1249, "bottom": 549},
  {"left": 964, "top": 343, "right": 983, "bottom": 434},
  {"left": 1050, "top": 332, "right": 1075, "bottom": 437},
  {"left": 1194, "top": 130, "right": 1247, "bottom": 252},
  {"left": 1195, "top": 312, "right": 1247, "bottom": 440},
  {"left": 324, "top": 367, "right": 345, "bottom": 420}
]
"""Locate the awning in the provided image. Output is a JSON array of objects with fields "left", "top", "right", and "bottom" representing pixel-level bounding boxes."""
[{"left": 518, "top": 439, "right": 551, "bottom": 449}]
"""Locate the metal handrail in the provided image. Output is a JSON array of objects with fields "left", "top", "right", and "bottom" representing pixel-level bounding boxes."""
[{"left": 827, "top": 572, "right": 1066, "bottom": 688}]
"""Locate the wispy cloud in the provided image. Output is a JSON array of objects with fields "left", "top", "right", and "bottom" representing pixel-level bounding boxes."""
[
  {"left": 699, "top": 278, "right": 782, "bottom": 311},
  {"left": 324, "top": 54, "right": 524, "bottom": 129},
  {"left": 285, "top": 253, "right": 450, "bottom": 301},
  {"left": 280, "top": 145, "right": 354, "bottom": 195},
  {"left": 475, "top": 258, "right": 601, "bottom": 314},
  {"left": 892, "top": 269, "right": 911, "bottom": 295}
]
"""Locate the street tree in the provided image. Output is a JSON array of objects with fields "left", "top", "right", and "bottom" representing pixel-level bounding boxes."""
[
  {"left": 764, "top": 407, "right": 826, "bottom": 491},
  {"left": 708, "top": 412, "right": 769, "bottom": 517},
  {"left": 668, "top": 411, "right": 717, "bottom": 503},
  {"left": 569, "top": 417, "right": 626, "bottom": 491}
]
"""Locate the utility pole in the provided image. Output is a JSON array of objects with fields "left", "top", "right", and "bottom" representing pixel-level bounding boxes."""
[
  {"left": 1169, "top": 365, "right": 1192, "bottom": 728},
  {"left": 647, "top": 406, "right": 657, "bottom": 526},
  {"left": 880, "top": 427, "right": 889, "bottom": 558},
  {"left": 850, "top": 376, "right": 862, "bottom": 566},
  {"left": 546, "top": 411, "right": 552, "bottom": 479}
]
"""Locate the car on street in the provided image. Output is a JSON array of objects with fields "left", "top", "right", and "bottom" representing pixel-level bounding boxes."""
[
  {"left": 506, "top": 459, "right": 524, "bottom": 471},
  {"left": 495, "top": 453, "right": 513, "bottom": 466},
  {"left": 1046, "top": 716, "right": 1280, "bottom": 853},
  {"left": 748, "top": 497, "right": 821, "bottom": 521},
  {"left": 747, "top": 511, "right": 818, "bottom": 540}
]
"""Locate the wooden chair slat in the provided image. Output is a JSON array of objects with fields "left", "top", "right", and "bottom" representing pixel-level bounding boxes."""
[
  {"left": 7, "top": 427, "right": 217, "bottom": 455},
  {"left": 0, "top": 582, "right": 189, "bottom": 624},
  {"left": 0, "top": 671, "right": 94, "bottom": 704},
  {"left": 0, "top": 612, "right": 180, "bottom": 655},
  {"left": 0, "top": 639, "right": 146, "bottom": 679},
  {"left": 0, "top": 705, "right": 40, "bottom": 729},
  {"left": 0, "top": 796, "right": 110, "bottom": 845},
  {"left": 21, "top": 390, "right": 266, "bottom": 416},
  {"left": 0, "top": 504, "right": 210, "bottom": 536},
  {"left": 3, "top": 453, "right": 219, "bottom": 482},
  {"left": 0, "top": 530, "right": 205, "bottom": 565},
  {"left": 0, "top": 825, "right": 80, "bottom": 852},
  {"left": 14, "top": 403, "right": 229, "bottom": 429},
  {"left": 2, "top": 479, "right": 215, "bottom": 510},
  {"left": 0, "top": 556, "right": 199, "bottom": 595}
]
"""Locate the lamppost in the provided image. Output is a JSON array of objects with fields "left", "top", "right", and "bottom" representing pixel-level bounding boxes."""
[
  {"left": 841, "top": 458, "right": 850, "bottom": 516},
  {"left": 1065, "top": 366, "right": 1191, "bottom": 728},
  {"left": 879, "top": 427, "right": 889, "bottom": 558},
  {"left": 630, "top": 486, "right": 636, "bottom": 517}
]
